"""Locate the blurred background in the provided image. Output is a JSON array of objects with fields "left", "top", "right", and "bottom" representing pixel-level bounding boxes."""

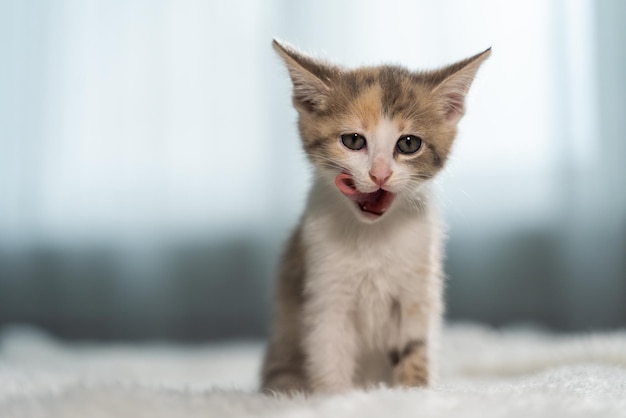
[{"left": 0, "top": 0, "right": 624, "bottom": 341}]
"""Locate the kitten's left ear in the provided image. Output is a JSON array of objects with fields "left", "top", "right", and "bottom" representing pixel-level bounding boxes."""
[{"left": 429, "top": 48, "right": 491, "bottom": 125}]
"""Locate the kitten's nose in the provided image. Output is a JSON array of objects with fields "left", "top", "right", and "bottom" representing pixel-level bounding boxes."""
[{"left": 369, "top": 169, "right": 392, "bottom": 187}]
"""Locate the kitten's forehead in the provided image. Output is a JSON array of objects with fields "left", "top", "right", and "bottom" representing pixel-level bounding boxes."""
[{"left": 337, "top": 66, "right": 434, "bottom": 128}]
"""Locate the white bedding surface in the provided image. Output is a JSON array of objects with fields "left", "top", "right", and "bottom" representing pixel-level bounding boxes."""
[{"left": 1, "top": 323, "right": 625, "bottom": 417}]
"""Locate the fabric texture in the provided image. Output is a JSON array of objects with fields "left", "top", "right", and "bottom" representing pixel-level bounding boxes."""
[{"left": 1, "top": 323, "right": 625, "bottom": 417}]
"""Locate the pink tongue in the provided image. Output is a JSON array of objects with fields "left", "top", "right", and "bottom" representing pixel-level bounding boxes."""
[
  {"left": 335, "top": 173, "right": 361, "bottom": 198},
  {"left": 335, "top": 173, "right": 395, "bottom": 215}
]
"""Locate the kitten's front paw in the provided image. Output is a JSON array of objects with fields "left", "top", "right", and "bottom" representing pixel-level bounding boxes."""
[{"left": 392, "top": 339, "right": 429, "bottom": 387}]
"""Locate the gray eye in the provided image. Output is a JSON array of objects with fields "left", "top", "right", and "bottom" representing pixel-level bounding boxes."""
[
  {"left": 341, "top": 133, "right": 366, "bottom": 151},
  {"left": 396, "top": 135, "right": 422, "bottom": 154}
]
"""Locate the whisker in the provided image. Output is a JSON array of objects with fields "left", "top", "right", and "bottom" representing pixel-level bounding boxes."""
[{"left": 309, "top": 154, "right": 347, "bottom": 172}]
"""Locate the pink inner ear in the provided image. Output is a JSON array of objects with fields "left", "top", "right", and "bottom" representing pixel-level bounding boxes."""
[{"left": 444, "top": 92, "right": 465, "bottom": 122}]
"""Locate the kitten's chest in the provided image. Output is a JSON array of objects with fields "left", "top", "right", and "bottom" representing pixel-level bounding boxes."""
[
  {"left": 303, "top": 214, "right": 435, "bottom": 330},
  {"left": 303, "top": 214, "right": 432, "bottom": 283},
  {"left": 302, "top": 215, "right": 434, "bottom": 348}
]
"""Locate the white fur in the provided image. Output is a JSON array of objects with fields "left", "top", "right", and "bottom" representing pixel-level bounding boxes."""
[{"left": 299, "top": 117, "right": 444, "bottom": 391}]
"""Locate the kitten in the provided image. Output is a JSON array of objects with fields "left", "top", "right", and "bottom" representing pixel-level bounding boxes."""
[{"left": 262, "top": 40, "right": 490, "bottom": 394}]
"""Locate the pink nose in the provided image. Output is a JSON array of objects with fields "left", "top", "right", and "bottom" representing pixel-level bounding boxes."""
[{"left": 369, "top": 169, "right": 392, "bottom": 187}]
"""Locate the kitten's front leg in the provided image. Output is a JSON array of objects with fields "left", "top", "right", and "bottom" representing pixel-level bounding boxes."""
[
  {"left": 391, "top": 337, "right": 429, "bottom": 386},
  {"left": 302, "top": 293, "right": 358, "bottom": 393},
  {"left": 391, "top": 295, "right": 441, "bottom": 388}
]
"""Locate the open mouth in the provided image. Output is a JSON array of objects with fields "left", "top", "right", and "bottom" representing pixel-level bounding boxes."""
[{"left": 335, "top": 173, "right": 395, "bottom": 218}]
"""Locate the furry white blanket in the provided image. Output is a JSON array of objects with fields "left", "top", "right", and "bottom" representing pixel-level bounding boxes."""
[{"left": 1, "top": 324, "right": 625, "bottom": 418}]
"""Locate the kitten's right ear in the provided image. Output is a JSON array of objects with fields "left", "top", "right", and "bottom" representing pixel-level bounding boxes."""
[{"left": 272, "top": 39, "right": 338, "bottom": 112}]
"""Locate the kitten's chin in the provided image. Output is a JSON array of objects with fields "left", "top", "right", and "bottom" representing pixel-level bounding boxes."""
[{"left": 335, "top": 173, "right": 396, "bottom": 223}]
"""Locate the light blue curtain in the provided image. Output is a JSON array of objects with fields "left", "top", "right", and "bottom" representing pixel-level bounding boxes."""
[
  {"left": 0, "top": 0, "right": 283, "bottom": 246},
  {"left": 0, "top": 0, "right": 623, "bottom": 337}
]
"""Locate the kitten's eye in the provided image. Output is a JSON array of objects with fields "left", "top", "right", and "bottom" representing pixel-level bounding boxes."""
[
  {"left": 341, "top": 133, "right": 366, "bottom": 151},
  {"left": 396, "top": 135, "right": 422, "bottom": 154}
]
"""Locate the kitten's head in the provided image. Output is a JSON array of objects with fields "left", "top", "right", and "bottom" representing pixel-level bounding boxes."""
[{"left": 273, "top": 40, "right": 490, "bottom": 223}]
